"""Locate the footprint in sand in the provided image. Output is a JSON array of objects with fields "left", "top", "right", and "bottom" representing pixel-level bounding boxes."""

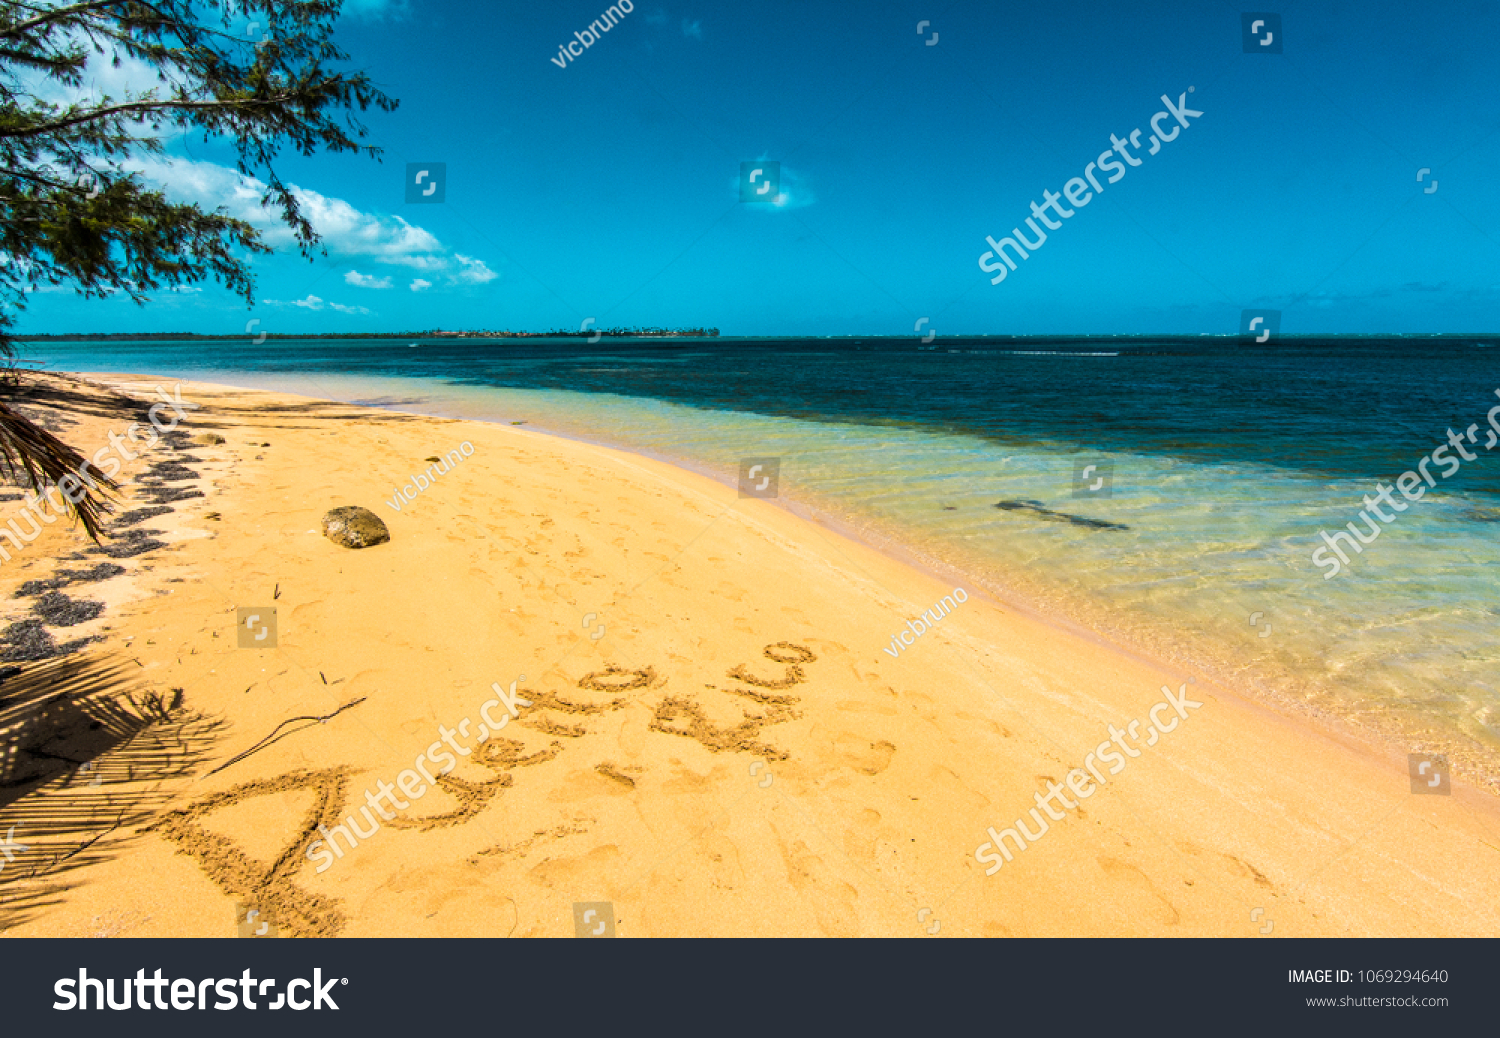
[
  {"left": 1096, "top": 855, "right": 1181, "bottom": 927},
  {"left": 712, "top": 581, "right": 747, "bottom": 603},
  {"left": 525, "top": 844, "right": 621, "bottom": 890},
  {"left": 805, "top": 722, "right": 898, "bottom": 776},
  {"left": 842, "top": 808, "right": 884, "bottom": 865},
  {"left": 1220, "top": 852, "right": 1274, "bottom": 889},
  {"left": 774, "top": 834, "right": 861, "bottom": 937}
]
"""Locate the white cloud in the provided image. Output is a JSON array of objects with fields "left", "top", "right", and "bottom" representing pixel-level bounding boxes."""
[
  {"left": 294, "top": 185, "right": 447, "bottom": 268},
  {"left": 21, "top": 41, "right": 498, "bottom": 292},
  {"left": 263, "top": 293, "right": 370, "bottom": 315},
  {"left": 682, "top": 18, "right": 703, "bottom": 38},
  {"left": 448, "top": 254, "right": 498, "bottom": 285},
  {"left": 345, "top": 270, "right": 392, "bottom": 289},
  {"left": 410, "top": 278, "right": 432, "bottom": 292},
  {"left": 131, "top": 157, "right": 494, "bottom": 280}
]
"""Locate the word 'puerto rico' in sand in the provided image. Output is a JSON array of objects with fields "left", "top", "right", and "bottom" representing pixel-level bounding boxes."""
[{"left": 305, "top": 676, "right": 531, "bottom": 872}]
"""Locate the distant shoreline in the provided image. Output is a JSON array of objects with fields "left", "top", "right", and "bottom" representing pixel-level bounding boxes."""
[
  {"left": 12, "top": 331, "right": 1498, "bottom": 343},
  {"left": 13, "top": 329, "right": 720, "bottom": 342}
]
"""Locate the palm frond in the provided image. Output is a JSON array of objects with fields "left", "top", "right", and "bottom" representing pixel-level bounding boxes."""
[{"left": 0, "top": 398, "right": 116, "bottom": 540}]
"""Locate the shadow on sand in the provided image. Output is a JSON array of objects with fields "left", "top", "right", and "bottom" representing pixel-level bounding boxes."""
[{"left": 0, "top": 653, "right": 224, "bottom": 932}]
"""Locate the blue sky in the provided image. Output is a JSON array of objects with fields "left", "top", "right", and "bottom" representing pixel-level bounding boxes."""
[{"left": 17, "top": 0, "right": 1500, "bottom": 336}]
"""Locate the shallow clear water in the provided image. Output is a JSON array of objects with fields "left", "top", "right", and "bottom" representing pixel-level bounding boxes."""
[{"left": 23, "top": 336, "right": 1500, "bottom": 784}]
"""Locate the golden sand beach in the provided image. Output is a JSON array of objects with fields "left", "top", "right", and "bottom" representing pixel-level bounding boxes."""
[{"left": 1, "top": 372, "right": 1497, "bottom": 938}]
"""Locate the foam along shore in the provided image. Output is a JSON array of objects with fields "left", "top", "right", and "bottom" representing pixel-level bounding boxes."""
[{"left": 1, "top": 372, "right": 1497, "bottom": 938}]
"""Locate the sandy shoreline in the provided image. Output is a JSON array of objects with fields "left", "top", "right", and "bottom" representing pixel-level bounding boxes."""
[{"left": 1, "top": 372, "right": 1497, "bottom": 937}]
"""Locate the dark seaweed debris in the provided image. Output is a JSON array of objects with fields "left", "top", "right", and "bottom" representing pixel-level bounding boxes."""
[
  {"left": 143, "top": 461, "right": 200, "bottom": 483},
  {"left": 112, "top": 506, "right": 173, "bottom": 528},
  {"left": 0, "top": 619, "right": 98, "bottom": 661},
  {"left": 993, "top": 499, "right": 1129, "bottom": 531},
  {"left": 137, "top": 487, "right": 202, "bottom": 505},
  {"left": 31, "top": 592, "right": 105, "bottom": 627},
  {"left": 93, "top": 528, "right": 166, "bottom": 559},
  {"left": 14, "top": 564, "right": 125, "bottom": 598}
]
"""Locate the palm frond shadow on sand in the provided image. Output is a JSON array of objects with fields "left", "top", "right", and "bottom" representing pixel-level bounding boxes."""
[{"left": 0, "top": 653, "right": 224, "bottom": 931}]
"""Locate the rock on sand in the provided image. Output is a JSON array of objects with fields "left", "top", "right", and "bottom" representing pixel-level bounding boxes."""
[{"left": 321, "top": 506, "right": 390, "bottom": 549}]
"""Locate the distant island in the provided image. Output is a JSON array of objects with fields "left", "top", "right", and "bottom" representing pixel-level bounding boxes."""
[{"left": 15, "top": 327, "right": 720, "bottom": 341}]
